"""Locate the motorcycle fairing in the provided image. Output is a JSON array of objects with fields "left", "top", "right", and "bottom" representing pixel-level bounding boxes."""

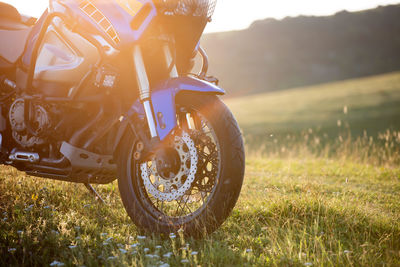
[
  {"left": 49, "top": 0, "right": 157, "bottom": 48},
  {"left": 133, "top": 76, "right": 225, "bottom": 140}
]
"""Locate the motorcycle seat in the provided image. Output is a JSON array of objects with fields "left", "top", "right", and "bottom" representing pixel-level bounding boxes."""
[{"left": 0, "top": 2, "right": 32, "bottom": 64}]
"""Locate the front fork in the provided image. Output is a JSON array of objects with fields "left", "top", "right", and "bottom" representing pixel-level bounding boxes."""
[{"left": 132, "top": 44, "right": 178, "bottom": 140}]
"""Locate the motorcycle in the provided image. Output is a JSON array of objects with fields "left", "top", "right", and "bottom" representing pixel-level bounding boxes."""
[{"left": 0, "top": 0, "right": 245, "bottom": 237}]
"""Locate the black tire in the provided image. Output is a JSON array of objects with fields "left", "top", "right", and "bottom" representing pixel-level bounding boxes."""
[{"left": 116, "top": 93, "right": 245, "bottom": 237}]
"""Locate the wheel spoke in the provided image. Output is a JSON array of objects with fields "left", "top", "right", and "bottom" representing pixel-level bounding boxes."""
[{"left": 183, "top": 198, "right": 193, "bottom": 214}]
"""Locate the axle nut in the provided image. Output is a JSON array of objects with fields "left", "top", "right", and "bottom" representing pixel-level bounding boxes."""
[
  {"left": 134, "top": 151, "right": 141, "bottom": 160},
  {"left": 136, "top": 142, "right": 144, "bottom": 152}
]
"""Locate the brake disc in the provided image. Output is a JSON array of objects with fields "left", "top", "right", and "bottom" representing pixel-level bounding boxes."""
[{"left": 140, "top": 131, "right": 198, "bottom": 202}]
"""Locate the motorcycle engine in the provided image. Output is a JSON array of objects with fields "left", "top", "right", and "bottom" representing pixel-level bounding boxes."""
[{"left": 9, "top": 98, "right": 50, "bottom": 148}]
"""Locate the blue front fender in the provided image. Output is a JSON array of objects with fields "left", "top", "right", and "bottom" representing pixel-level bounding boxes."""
[{"left": 131, "top": 77, "right": 225, "bottom": 140}]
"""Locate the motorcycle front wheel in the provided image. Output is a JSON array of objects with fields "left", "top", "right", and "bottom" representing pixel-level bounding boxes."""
[{"left": 116, "top": 93, "right": 245, "bottom": 237}]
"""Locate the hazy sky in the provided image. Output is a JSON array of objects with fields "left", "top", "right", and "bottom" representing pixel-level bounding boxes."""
[{"left": 3, "top": 0, "right": 400, "bottom": 32}]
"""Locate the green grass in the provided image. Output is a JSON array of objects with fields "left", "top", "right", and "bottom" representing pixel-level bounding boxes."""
[
  {"left": 1, "top": 158, "right": 399, "bottom": 266},
  {"left": 1, "top": 72, "right": 400, "bottom": 266},
  {"left": 226, "top": 71, "right": 400, "bottom": 160}
]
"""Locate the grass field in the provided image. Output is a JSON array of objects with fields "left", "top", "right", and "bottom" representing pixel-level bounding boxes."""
[
  {"left": 227, "top": 71, "right": 400, "bottom": 138},
  {"left": 227, "top": 71, "right": 400, "bottom": 163},
  {"left": 1, "top": 72, "right": 400, "bottom": 266}
]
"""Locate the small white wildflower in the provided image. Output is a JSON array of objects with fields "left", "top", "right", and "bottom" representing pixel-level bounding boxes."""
[
  {"left": 191, "top": 251, "right": 198, "bottom": 255},
  {"left": 304, "top": 263, "right": 313, "bottom": 266},
  {"left": 68, "top": 245, "right": 77, "bottom": 249},
  {"left": 144, "top": 247, "right": 150, "bottom": 253},
  {"left": 159, "top": 264, "right": 170, "bottom": 267},
  {"left": 131, "top": 243, "right": 139, "bottom": 248},
  {"left": 44, "top": 206, "right": 51, "bottom": 209},
  {"left": 49, "top": 260, "right": 65, "bottom": 266},
  {"left": 119, "top": 248, "right": 127, "bottom": 254},
  {"left": 24, "top": 204, "right": 34, "bottom": 212},
  {"left": 103, "top": 242, "right": 109, "bottom": 246},
  {"left": 8, "top": 248, "right": 16, "bottom": 253},
  {"left": 2, "top": 217, "right": 7, "bottom": 221},
  {"left": 105, "top": 237, "right": 113, "bottom": 242},
  {"left": 180, "top": 247, "right": 187, "bottom": 251},
  {"left": 155, "top": 245, "right": 162, "bottom": 249},
  {"left": 107, "top": 256, "right": 117, "bottom": 261},
  {"left": 177, "top": 228, "right": 184, "bottom": 233},
  {"left": 137, "top": 235, "right": 146, "bottom": 240},
  {"left": 100, "top": 233, "right": 108, "bottom": 237},
  {"left": 163, "top": 252, "right": 173, "bottom": 258},
  {"left": 344, "top": 250, "right": 351, "bottom": 254},
  {"left": 246, "top": 249, "right": 252, "bottom": 253},
  {"left": 17, "top": 230, "right": 23, "bottom": 235},
  {"left": 169, "top": 233, "right": 176, "bottom": 239},
  {"left": 181, "top": 259, "right": 189, "bottom": 263},
  {"left": 146, "top": 254, "right": 159, "bottom": 259}
]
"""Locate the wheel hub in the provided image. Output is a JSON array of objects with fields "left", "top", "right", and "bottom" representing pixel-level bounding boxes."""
[
  {"left": 155, "top": 147, "right": 181, "bottom": 179},
  {"left": 140, "top": 131, "right": 198, "bottom": 202}
]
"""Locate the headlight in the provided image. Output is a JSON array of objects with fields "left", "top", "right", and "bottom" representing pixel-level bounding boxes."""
[{"left": 162, "top": 0, "right": 217, "bottom": 19}]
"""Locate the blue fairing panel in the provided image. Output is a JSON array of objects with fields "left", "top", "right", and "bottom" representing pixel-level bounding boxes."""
[
  {"left": 132, "top": 77, "right": 225, "bottom": 140},
  {"left": 50, "top": 0, "right": 156, "bottom": 48}
]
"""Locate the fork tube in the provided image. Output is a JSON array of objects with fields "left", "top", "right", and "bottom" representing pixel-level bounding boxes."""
[
  {"left": 132, "top": 45, "right": 158, "bottom": 138},
  {"left": 163, "top": 44, "right": 178, "bottom": 78}
]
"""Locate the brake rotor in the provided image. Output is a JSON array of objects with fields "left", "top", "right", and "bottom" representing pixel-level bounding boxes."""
[{"left": 140, "top": 131, "right": 198, "bottom": 202}]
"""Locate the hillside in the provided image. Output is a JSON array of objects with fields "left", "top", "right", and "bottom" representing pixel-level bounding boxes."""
[
  {"left": 225, "top": 71, "right": 400, "bottom": 157},
  {"left": 202, "top": 4, "right": 400, "bottom": 97}
]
